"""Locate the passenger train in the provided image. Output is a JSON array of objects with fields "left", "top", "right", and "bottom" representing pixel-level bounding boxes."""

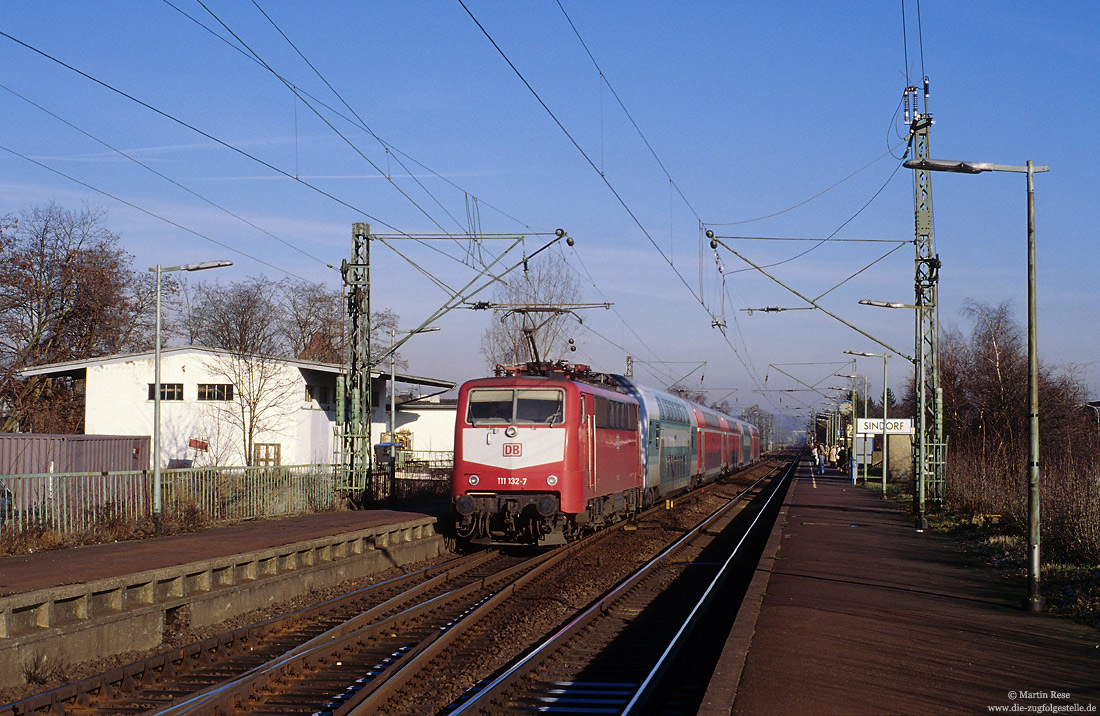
[{"left": 451, "top": 362, "right": 760, "bottom": 546}]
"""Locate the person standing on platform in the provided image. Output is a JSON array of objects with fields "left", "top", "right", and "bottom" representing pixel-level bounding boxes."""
[{"left": 810, "top": 443, "right": 819, "bottom": 472}]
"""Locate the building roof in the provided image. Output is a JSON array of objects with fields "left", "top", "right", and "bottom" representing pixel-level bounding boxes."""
[{"left": 18, "top": 346, "right": 456, "bottom": 390}]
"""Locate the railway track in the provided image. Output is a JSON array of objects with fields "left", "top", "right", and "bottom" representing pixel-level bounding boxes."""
[
  {"left": 443, "top": 458, "right": 794, "bottom": 715},
  {"left": 2, "top": 456, "right": 792, "bottom": 716},
  {"left": 1, "top": 550, "right": 526, "bottom": 715}
]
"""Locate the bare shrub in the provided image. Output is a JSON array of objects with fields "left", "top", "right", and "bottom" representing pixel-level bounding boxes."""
[
  {"left": 947, "top": 439, "right": 1100, "bottom": 564},
  {"left": 22, "top": 652, "right": 67, "bottom": 685},
  {"left": 932, "top": 300, "right": 1100, "bottom": 563}
]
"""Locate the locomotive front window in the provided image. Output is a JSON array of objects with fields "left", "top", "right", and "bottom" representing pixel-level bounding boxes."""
[
  {"left": 467, "top": 389, "right": 514, "bottom": 424},
  {"left": 467, "top": 388, "right": 565, "bottom": 425},
  {"left": 515, "top": 389, "right": 564, "bottom": 424}
]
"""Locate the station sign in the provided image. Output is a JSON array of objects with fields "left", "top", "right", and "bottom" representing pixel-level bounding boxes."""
[{"left": 856, "top": 418, "right": 914, "bottom": 435}]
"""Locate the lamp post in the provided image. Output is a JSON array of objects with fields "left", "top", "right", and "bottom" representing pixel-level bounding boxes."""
[
  {"left": 836, "top": 373, "right": 869, "bottom": 484},
  {"left": 387, "top": 326, "right": 440, "bottom": 500},
  {"left": 846, "top": 351, "right": 890, "bottom": 498},
  {"left": 905, "top": 156, "right": 1048, "bottom": 611},
  {"left": 148, "top": 260, "right": 232, "bottom": 525}
]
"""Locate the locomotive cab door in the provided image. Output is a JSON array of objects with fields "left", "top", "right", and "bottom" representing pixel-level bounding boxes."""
[{"left": 579, "top": 395, "right": 595, "bottom": 492}]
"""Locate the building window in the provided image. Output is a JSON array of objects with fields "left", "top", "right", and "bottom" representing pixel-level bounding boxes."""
[
  {"left": 254, "top": 443, "right": 281, "bottom": 467},
  {"left": 148, "top": 383, "right": 184, "bottom": 401},
  {"left": 305, "top": 384, "right": 332, "bottom": 405},
  {"left": 197, "top": 383, "right": 234, "bottom": 401}
]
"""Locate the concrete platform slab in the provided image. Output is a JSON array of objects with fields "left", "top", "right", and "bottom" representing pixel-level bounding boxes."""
[{"left": 708, "top": 458, "right": 1100, "bottom": 716}]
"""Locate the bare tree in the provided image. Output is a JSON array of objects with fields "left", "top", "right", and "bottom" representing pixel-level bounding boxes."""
[
  {"left": 185, "top": 276, "right": 404, "bottom": 464},
  {"left": 935, "top": 299, "right": 1093, "bottom": 455},
  {"left": 480, "top": 253, "right": 582, "bottom": 369},
  {"left": 280, "top": 278, "right": 343, "bottom": 363},
  {"left": 189, "top": 278, "right": 297, "bottom": 465},
  {"left": 0, "top": 203, "right": 158, "bottom": 432}
]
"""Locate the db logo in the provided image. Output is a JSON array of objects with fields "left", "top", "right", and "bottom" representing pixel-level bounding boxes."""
[{"left": 502, "top": 443, "right": 522, "bottom": 457}]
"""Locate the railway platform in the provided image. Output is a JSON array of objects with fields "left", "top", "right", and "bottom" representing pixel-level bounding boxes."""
[
  {"left": 702, "top": 457, "right": 1100, "bottom": 715},
  {"left": 0, "top": 505, "right": 447, "bottom": 688}
]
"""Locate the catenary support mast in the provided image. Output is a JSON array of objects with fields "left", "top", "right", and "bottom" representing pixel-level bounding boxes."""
[
  {"left": 908, "top": 80, "right": 946, "bottom": 529},
  {"left": 336, "top": 222, "right": 373, "bottom": 500}
]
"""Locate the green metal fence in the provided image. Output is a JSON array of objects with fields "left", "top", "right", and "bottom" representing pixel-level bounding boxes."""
[
  {"left": 0, "top": 464, "right": 337, "bottom": 537},
  {"left": 0, "top": 455, "right": 453, "bottom": 539},
  {"left": 162, "top": 465, "right": 339, "bottom": 522},
  {"left": 337, "top": 450, "right": 454, "bottom": 505}
]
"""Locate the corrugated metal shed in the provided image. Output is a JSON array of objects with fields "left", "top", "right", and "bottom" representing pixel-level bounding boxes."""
[{"left": 0, "top": 434, "right": 149, "bottom": 475}]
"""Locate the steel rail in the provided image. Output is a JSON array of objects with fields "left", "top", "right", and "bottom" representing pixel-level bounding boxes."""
[
  {"left": 152, "top": 507, "right": 635, "bottom": 715},
  {"left": 153, "top": 549, "right": 557, "bottom": 714},
  {"left": 446, "top": 460, "right": 790, "bottom": 715},
  {"left": 1, "top": 551, "right": 496, "bottom": 716},
  {"left": 622, "top": 458, "right": 795, "bottom": 713},
  {"left": 4, "top": 463, "right": 777, "bottom": 716}
]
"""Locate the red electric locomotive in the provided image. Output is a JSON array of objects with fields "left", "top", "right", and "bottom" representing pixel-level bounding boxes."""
[{"left": 451, "top": 363, "right": 642, "bottom": 546}]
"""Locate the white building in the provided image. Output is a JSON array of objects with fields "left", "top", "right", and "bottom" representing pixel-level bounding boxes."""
[{"left": 21, "top": 347, "right": 455, "bottom": 468}]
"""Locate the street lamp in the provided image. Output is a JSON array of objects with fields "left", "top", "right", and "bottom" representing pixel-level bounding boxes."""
[
  {"left": 905, "top": 156, "right": 1048, "bottom": 612},
  {"left": 837, "top": 373, "right": 869, "bottom": 485},
  {"left": 859, "top": 299, "right": 920, "bottom": 310},
  {"left": 387, "top": 326, "right": 440, "bottom": 500},
  {"left": 846, "top": 351, "right": 890, "bottom": 498},
  {"left": 148, "top": 260, "right": 232, "bottom": 525}
]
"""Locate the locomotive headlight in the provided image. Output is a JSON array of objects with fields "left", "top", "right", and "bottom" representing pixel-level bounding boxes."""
[
  {"left": 546, "top": 474, "right": 559, "bottom": 486},
  {"left": 467, "top": 474, "right": 480, "bottom": 486}
]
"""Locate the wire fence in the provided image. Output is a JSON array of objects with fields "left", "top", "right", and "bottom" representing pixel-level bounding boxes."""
[{"left": 0, "top": 453, "right": 453, "bottom": 540}]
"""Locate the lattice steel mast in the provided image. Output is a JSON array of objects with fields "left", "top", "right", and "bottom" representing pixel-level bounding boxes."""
[
  {"left": 336, "top": 222, "right": 373, "bottom": 499},
  {"left": 908, "top": 79, "right": 946, "bottom": 529}
]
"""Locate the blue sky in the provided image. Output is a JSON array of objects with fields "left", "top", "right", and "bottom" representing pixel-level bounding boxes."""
[{"left": 2, "top": 1, "right": 1096, "bottom": 418}]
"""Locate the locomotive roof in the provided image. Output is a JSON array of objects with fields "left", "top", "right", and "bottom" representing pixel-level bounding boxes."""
[{"left": 490, "top": 361, "right": 627, "bottom": 393}]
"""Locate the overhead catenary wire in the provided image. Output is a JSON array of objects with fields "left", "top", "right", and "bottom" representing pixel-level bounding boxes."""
[
  {"left": 0, "top": 27, "right": 515, "bottom": 289},
  {"left": 0, "top": 144, "right": 307, "bottom": 280},
  {"left": 460, "top": 0, "right": 767, "bottom": 409},
  {"left": 0, "top": 81, "right": 334, "bottom": 272},
  {"left": 193, "top": 1, "right": 462, "bottom": 242},
  {"left": 0, "top": 30, "right": 399, "bottom": 233},
  {"left": 704, "top": 143, "right": 905, "bottom": 227},
  {"left": 718, "top": 158, "right": 907, "bottom": 276},
  {"left": 3, "top": 10, "right": 693, "bottom": 391},
  {"left": 163, "top": 0, "right": 535, "bottom": 237},
  {"left": 555, "top": 0, "right": 706, "bottom": 228},
  {"left": 182, "top": 0, "right": 567, "bottom": 292},
  {"left": 457, "top": 0, "right": 704, "bottom": 311},
  {"left": 245, "top": 0, "right": 492, "bottom": 252}
]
